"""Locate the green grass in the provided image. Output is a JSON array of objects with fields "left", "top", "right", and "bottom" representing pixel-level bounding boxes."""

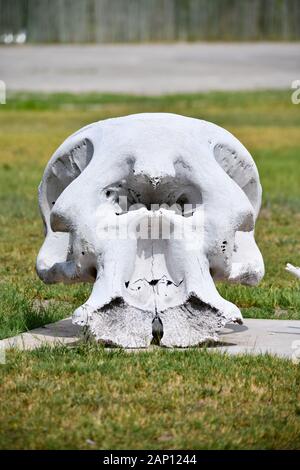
[
  {"left": 1, "top": 346, "right": 300, "bottom": 450},
  {"left": 0, "top": 90, "right": 300, "bottom": 449}
]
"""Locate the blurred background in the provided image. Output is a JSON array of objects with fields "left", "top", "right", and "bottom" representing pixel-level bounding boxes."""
[
  {"left": 1, "top": 0, "right": 300, "bottom": 43},
  {"left": 0, "top": 0, "right": 300, "bottom": 94}
]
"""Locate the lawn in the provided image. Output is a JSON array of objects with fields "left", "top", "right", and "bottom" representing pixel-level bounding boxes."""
[
  {"left": 0, "top": 90, "right": 299, "bottom": 449},
  {"left": 1, "top": 346, "right": 300, "bottom": 450}
]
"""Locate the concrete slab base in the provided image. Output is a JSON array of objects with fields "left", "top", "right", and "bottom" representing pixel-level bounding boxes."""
[
  {"left": 212, "top": 319, "right": 300, "bottom": 359},
  {"left": 0, "top": 318, "right": 81, "bottom": 351},
  {"left": 0, "top": 318, "right": 300, "bottom": 360}
]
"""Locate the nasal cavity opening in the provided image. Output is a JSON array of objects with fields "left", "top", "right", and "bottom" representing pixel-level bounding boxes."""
[{"left": 103, "top": 175, "right": 202, "bottom": 217}]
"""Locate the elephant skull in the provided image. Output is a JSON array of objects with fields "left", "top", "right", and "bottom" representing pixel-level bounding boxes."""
[{"left": 37, "top": 113, "right": 264, "bottom": 347}]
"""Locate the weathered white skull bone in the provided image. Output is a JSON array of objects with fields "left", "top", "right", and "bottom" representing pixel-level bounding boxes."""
[{"left": 37, "top": 113, "right": 264, "bottom": 348}]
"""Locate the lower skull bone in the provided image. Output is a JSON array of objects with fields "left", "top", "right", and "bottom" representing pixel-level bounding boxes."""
[{"left": 36, "top": 113, "right": 264, "bottom": 347}]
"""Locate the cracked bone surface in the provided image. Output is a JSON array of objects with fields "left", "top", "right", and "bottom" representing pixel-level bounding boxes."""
[{"left": 37, "top": 113, "right": 264, "bottom": 348}]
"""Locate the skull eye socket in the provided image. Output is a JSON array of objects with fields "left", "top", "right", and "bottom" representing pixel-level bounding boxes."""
[{"left": 46, "top": 138, "right": 94, "bottom": 212}]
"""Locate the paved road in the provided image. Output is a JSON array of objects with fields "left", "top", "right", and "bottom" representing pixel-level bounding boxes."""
[{"left": 0, "top": 43, "right": 299, "bottom": 94}]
